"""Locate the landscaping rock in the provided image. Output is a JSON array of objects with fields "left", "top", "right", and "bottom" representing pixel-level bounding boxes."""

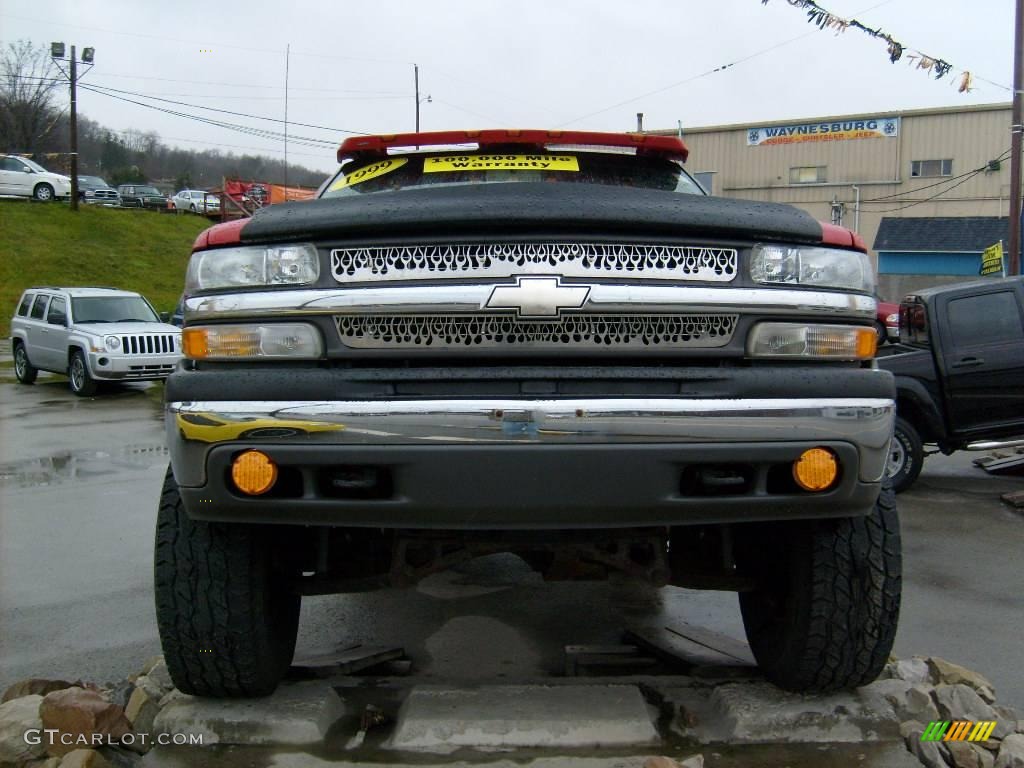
[
  {"left": 887, "top": 658, "right": 934, "bottom": 686},
  {"left": 39, "top": 687, "right": 133, "bottom": 757},
  {"left": 643, "top": 758, "right": 680, "bottom": 768},
  {"left": 933, "top": 684, "right": 998, "bottom": 725},
  {"left": 138, "top": 657, "right": 162, "bottom": 677},
  {"left": 58, "top": 748, "right": 111, "bottom": 768},
  {"left": 144, "top": 662, "right": 173, "bottom": 694},
  {"left": 946, "top": 740, "right": 995, "bottom": 768},
  {"left": 2, "top": 679, "right": 77, "bottom": 704},
  {"left": 995, "top": 734, "right": 1024, "bottom": 768},
  {"left": 124, "top": 685, "right": 161, "bottom": 736},
  {"left": 928, "top": 659, "right": 997, "bottom": 703},
  {"left": 101, "top": 682, "right": 134, "bottom": 712},
  {"left": 0, "top": 693, "right": 46, "bottom": 763}
]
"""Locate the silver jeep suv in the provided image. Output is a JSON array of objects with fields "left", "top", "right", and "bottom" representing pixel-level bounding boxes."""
[{"left": 11, "top": 287, "right": 182, "bottom": 396}]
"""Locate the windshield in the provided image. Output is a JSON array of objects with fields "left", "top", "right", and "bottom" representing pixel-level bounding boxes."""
[
  {"left": 321, "top": 149, "right": 706, "bottom": 198},
  {"left": 79, "top": 176, "right": 109, "bottom": 187},
  {"left": 135, "top": 186, "right": 162, "bottom": 196},
  {"left": 71, "top": 296, "right": 159, "bottom": 323}
]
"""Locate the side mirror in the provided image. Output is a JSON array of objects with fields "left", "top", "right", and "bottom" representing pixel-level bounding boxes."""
[{"left": 23, "top": 167, "right": 34, "bottom": 173}]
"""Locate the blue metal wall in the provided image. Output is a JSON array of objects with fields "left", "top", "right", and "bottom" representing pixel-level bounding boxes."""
[{"left": 877, "top": 251, "right": 1004, "bottom": 276}]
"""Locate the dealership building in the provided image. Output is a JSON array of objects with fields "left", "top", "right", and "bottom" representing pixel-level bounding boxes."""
[{"left": 655, "top": 102, "right": 1014, "bottom": 300}]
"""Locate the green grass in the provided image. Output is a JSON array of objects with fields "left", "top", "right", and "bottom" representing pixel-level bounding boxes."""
[{"left": 0, "top": 201, "right": 211, "bottom": 336}]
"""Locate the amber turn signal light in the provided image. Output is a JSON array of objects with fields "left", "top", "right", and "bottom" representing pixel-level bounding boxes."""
[
  {"left": 231, "top": 450, "right": 278, "bottom": 496},
  {"left": 792, "top": 447, "right": 839, "bottom": 492}
]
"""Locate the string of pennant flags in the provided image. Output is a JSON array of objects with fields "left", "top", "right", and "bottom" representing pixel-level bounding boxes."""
[{"left": 761, "top": 0, "right": 974, "bottom": 93}]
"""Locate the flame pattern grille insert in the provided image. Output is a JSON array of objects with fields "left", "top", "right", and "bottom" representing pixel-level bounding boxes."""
[
  {"left": 335, "top": 314, "right": 738, "bottom": 349},
  {"left": 331, "top": 243, "right": 737, "bottom": 282}
]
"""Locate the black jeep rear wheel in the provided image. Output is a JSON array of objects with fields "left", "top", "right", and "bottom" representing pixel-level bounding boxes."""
[
  {"left": 154, "top": 465, "right": 300, "bottom": 697},
  {"left": 737, "top": 480, "right": 901, "bottom": 692}
]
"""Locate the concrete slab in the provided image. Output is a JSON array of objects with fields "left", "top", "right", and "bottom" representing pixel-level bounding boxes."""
[
  {"left": 385, "top": 684, "right": 660, "bottom": 752},
  {"left": 152, "top": 680, "right": 345, "bottom": 746},
  {"left": 655, "top": 680, "right": 900, "bottom": 744},
  {"left": 139, "top": 743, "right": 922, "bottom": 768}
]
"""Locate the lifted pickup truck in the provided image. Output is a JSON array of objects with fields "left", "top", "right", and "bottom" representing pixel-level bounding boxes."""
[
  {"left": 158, "top": 130, "right": 899, "bottom": 698},
  {"left": 878, "top": 276, "right": 1024, "bottom": 492}
]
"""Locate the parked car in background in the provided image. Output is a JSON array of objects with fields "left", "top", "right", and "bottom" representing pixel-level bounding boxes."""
[
  {"left": 172, "top": 189, "right": 221, "bottom": 214},
  {"left": 77, "top": 175, "right": 121, "bottom": 207},
  {"left": 0, "top": 155, "right": 71, "bottom": 201},
  {"left": 118, "top": 184, "right": 169, "bottom": 209},
  {"left": 11, "top": 287, "right": 182, "bottom": 396},
  {"left": 877, "top": 277, "right": 1024, "bottom": 491},
  {"left": 876, "top": 300, "right": 900, "bottom": 344}
]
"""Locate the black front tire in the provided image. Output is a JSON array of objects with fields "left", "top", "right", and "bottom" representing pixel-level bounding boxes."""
[
  {"left": 154, "top": 465, "right": 300, "bottom": 697},
  {"left": 737, "top": 480, "right": 901, "bottom": 692},
  {"left": 887, "top": 417, "right": 924, "bottom": 493},
  {"left": 13, "top": 343, "right": 38, "bottom": 384},
  {"left": 68, "top": 350, "right": 98, "bottom": 396},
  {"left": 33, "top": 183, "right": 55, "bottom": 201}
]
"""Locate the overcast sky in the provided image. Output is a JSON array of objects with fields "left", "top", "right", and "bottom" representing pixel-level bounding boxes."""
[{"left": 1, "top": 0, "right": 1014, "bottom": 174}]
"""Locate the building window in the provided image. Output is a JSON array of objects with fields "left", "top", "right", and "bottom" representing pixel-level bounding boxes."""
[
  {"left": 693, "top": 172, "right": 714, "bottom": 195},
  {"left": 911, "top": 159, "right": 953, "bottom": 177},
  {"left": 789, "top": 166, "right": 827, "bottom": 184}
]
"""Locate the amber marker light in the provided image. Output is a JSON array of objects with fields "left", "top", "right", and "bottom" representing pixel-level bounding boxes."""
[
  {"left": 181, "top": 327, "right": 209, "bottom": 359},
  {"left": 792, "top": 447, "right": 839, "bottom": 492},
  {"left": 231, "top": 450, "right": 278, "bottom": 496}
]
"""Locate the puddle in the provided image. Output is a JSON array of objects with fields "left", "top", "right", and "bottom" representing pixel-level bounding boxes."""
[{"left": 0, "top": 443, "right": 169, "bottom": 488}]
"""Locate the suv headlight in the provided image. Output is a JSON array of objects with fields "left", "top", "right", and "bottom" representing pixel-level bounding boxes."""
[
  {"left": 103, "top": 335, "right": 121, "bottom": 351},
  {"left": 186, "top": 244, "right": 319, "bottom": 292},
  {"left": 750, "top": 245, "right": 873, "bottom": 293}
]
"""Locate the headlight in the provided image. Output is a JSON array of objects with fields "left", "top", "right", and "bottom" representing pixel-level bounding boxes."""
[
  {"left": 750, "top": 244, "right": 873, "bottom": 293},
  {"left": 186, "top": 244, "right": 319, "bottom": 292},
  {"left": 747, "top": 323, "right": 876, "bottom": 360},
  {"left": 886, "top": 313, "right": 899, "bottom": 325},
  {"left": 182, "top": 323, "right": 323, "bottom": 360},
  {"left": 103, "top": 335, "right": 121, "bottom": 351}
]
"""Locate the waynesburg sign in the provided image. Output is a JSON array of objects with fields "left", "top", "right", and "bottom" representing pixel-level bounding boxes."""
[{"left": 747, "top": 117, "right": 899, "bottom": 146}]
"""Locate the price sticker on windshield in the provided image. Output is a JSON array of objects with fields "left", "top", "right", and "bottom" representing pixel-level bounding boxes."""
[
  {"left": 330, "top": 157, "right": 408, "bottom": 190},
  {"left": 423, "top": 155, "right": 580, "bottom": 173}
]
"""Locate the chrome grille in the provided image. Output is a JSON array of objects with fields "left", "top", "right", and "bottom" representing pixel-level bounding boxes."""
[
  {"left": 119, "top": 334, "right": 178, "bottom": 355},
  {"left": 335, "top": 314, "right": 737, "bottom": 350},
  {"left": 331, "top": 243, "right": 737, "bottom": 283}
]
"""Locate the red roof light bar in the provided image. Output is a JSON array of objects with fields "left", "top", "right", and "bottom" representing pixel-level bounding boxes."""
[{"left": 338, "top": 130, "right": 688, "bottom": 163}]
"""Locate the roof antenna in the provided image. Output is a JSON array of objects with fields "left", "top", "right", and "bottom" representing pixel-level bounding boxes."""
[{"left": 636, "top": 113, "right": 644, "bottom": 133}]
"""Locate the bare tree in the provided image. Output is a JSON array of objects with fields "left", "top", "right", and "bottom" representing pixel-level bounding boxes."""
[{"left": 0, "top": 40, "right": 64, "bottom": 153}]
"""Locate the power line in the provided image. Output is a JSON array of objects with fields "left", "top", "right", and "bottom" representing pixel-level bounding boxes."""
[
  {"left": 80, "top": 82, "right": 367, "bottom": 136},
  {"left": 860, "top": 149, "right": 1011, "bottom": 203},
  {"left": 78, "top": 84, "right": 341, "bottom": 148},
  {"left": 867, "top": 169, "right": 990, "bottom": 213}
]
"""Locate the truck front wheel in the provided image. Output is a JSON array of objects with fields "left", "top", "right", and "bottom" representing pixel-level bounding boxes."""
[
  {"left": 154, "top": 465, "right": 300, "bottom": 697},
  {"left": 736, "top": 481, "right": 901, "bottom": 692}
]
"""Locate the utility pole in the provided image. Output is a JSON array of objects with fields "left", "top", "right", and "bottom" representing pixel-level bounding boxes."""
[
  {"left": 1009, "top": 0, "right": 1023, "bottom": 275},
  {"left": 284, "top": 43, "right": 290, "bottom": 197},
  {"left": 415, "top": 64, "right": 421, "bottom": 133},
  {"left": 50, "top": 43, "right": 93, "bottom": 212},
  {"left": 69, "top": 46, "right": 78, "bottom": 211}
]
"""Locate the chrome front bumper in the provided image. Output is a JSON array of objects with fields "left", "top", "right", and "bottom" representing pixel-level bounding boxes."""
[{"left": 168, "top": 397, "right": 893, "bottom": 486}]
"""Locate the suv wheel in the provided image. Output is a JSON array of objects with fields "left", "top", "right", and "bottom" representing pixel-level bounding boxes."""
[
  {"left": 13, "top": 343, "right": 38, "bottom": 384},
  {"left": 887, "top": 417, "right": 924, "bottom": 493},
  {"left": 33, "top": 183, "right": 55, "bottom": 201},
  {"left": 737, "top": 480, "right": 901, "bottom": 692},
  {"left": 154, "top": 465, "right": 300, "bottom": 697},
  {"left": 68, "top": 350, "right": 98, "bottom": 396}
]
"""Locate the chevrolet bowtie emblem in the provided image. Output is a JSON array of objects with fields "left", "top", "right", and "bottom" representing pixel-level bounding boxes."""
[{"left": 485, "top": 276, "right": 591, "bottom": 318}]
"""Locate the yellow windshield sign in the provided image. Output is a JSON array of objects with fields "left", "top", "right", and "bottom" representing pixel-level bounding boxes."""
[
  {"left": 424, "top": 155, "right": 579, "bottom": 173},
  {"left": 330, "top": 157, "right": 408, "bottom": 190}
]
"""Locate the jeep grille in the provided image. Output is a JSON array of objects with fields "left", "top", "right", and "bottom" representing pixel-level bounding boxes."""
[{"left": 119, "top": 334, "right": 177, "bottom": 355}]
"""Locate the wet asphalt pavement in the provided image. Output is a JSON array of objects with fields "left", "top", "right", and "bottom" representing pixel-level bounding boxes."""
[{"left": 1, "top": 369, "right": 1022, "bottom": 711}]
